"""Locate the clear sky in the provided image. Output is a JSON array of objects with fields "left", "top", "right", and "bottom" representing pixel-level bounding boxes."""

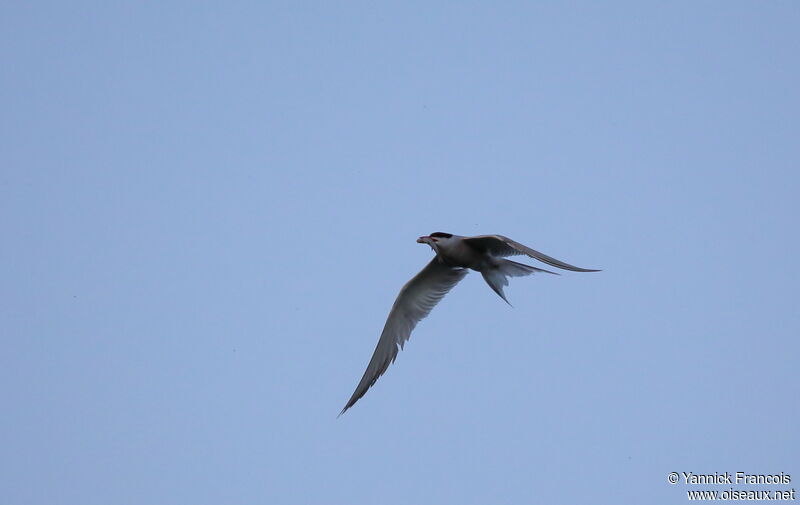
[{"left": 2, "top": 2, "right": 798, "bottom": 504}]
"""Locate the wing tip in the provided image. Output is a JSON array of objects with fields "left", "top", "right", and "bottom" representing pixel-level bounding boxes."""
[
  {"left": 338, "top": 392, "right": 361, "bottom": 418},
  {"left": 338, "top": 399, "right": 356, "bottom": 418}
]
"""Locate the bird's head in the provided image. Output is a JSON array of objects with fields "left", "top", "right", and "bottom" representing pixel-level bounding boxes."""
[{"left": 417, "top": 232, "right": 454, "bottom": 249}]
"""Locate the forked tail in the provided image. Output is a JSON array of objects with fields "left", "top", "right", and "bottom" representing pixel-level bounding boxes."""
[{"left": 480, "top": 259, "right": 557, "bottom": 305}]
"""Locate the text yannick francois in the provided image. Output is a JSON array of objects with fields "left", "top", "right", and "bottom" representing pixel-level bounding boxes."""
[{"left": 682, "top": 472, "right": 791, "bottom": 485}]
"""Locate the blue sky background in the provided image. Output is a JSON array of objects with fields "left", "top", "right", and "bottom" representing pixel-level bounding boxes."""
[{"left": 2, "top": 2, "right": 798, "bottom": 504}]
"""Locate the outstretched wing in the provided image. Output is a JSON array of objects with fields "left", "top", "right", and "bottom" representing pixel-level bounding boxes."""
[
  {"left": 463, "top": 235, "right": 600, "bottom": 272},
  {"left": 340, "top": 258, "right": 468, "bottom": 415}
]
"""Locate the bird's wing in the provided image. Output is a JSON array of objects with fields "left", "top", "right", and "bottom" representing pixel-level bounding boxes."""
[
  {"left": 463, "top": 235, "right": 600, "bottom": 272},
  {"left": 339, "top": 258, "right": 468, "bottom": 415}
]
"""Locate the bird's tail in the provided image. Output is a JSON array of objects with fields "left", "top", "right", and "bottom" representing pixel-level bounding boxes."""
[{"left": 480, "top": 259, "right": 558, "bottom": 306}]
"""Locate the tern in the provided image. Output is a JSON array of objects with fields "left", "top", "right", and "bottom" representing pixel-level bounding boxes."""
[{"left": 339, "top": 232, "right": 600, "bottom": 415}]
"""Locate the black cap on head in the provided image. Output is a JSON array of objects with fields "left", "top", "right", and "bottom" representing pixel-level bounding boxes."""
[{"left": 429, "top": 232, "right": 452, "bottom": 238}]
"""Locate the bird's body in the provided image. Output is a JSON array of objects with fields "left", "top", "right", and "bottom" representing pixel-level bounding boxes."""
[
  {"left": 422, "top": 233, "right": 483, "bottom": 268},
  {"left": 339, "top": 232, "right": 599, "bottom": 416}
]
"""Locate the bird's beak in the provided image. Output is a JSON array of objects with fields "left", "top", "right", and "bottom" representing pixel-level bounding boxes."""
[{"left": 417, "top": 236, "right": 429, "bottom": 244}]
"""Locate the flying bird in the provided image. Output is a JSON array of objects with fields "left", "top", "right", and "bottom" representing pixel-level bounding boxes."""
[{"left": 339, "top": 233, "right": 600, "bottom": 415}]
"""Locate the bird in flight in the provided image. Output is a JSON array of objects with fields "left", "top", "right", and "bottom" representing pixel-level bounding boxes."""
[{"left": 339, "top": 233, "right": 600, "bottom": 416}]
